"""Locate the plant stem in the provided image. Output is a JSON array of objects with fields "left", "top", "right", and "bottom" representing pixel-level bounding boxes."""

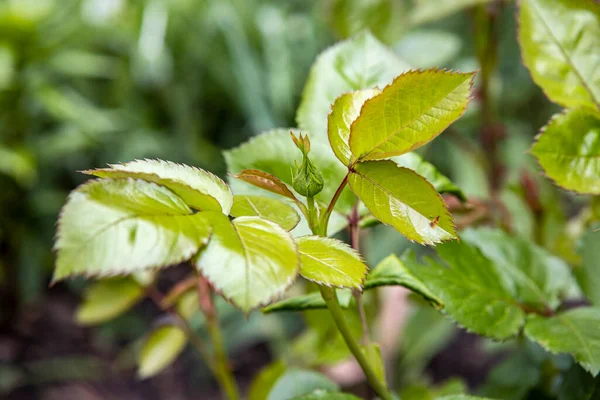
[
  {"left": 349, "top": 202, "right": 370, "bottom": 345},
  {"left": 320, "top": 173, "right": 349, "bottom": 235},
  {"left": 320, "top": 286, "right": 392, "bottom": 400},
  {"left": 197, "top": 275, "right": 240, "bottom": 400}
]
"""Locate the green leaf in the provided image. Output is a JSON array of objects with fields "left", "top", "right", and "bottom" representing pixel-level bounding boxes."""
[
  {"left": 576, "top": 227, "right": 600, "bottom": 306},
  {"left": 75, "top": 278, "right": 144, "bottom": 325},
  {"left": 518, "top": 0, "right": 600, "bottom": 109},
  {"left": 328, "top": 89, "right": 381, "bottom": 165},
  {"left": 263, "top": 290, "right": 352, "bottom": 313},
  {"left": 54, "top": 179, "right": 212, "bottom": 281},
  {"left": 297, "top": 31, "right": 410, "bottom": 140},
  {"left": 557, "top": 364, "right": 600, "bottom": 400},
  {"left": 249, "top": 361, "right": 287, "bottom": 400},
  {"left": 348, "top": 69, "right": 475, "bottom": 162},
  {"left": 266, "top": 368, "right": 339, "bottom": 400},
  {"left": 409, "top": 0, "right": 491, "bottom": 26},
  {"left": 393, "top": 153, "right": 466, "bottom": 201},
  {"left": 297, "top": 236, "right": 368, "bottom": 289},
  {"left": 291, "top": 390, "right": 361, "bottom": 400},
  {"left": 224, "top": 129, "right": 355, "bottom": 215},
  {"left": 435, "top": 396, "right": 496, "bottom": 400},
  {"left": 364, "top": 254, "right": 442, "bottom": 307},
  {"left": 194, "top": 212, "right": 299, "bottom": 313},
  {"left": 0, "top": 145, "right": 36, "bottom": 187},
  {"left": 462, "top": 228, "right": 574, "bottom": 311},
  {"left": 138, "top": 325, "right": 187, "bottom": 379},
  {"left": 395, "top": 30, "right": 462, "bottom": 69},
  {"left": 85, "top": 159, "right": 233, "bottom": 213},
  {"left": 230, "top": 195, "right": 299, "bottom": 231},
  {"left": 233, "top": 169, "right": 299, "bottom": 202},
  {"left": 403, "top": 242, "right": 526, "bottom": 340},
  {"left": 531, "top": 108, "right": 600, "bottom": 194},
  {"left": 348, "top": 160, "right": 456, "bottom": 245},
  {"left": 525, "top": 307, "right": 600, "bottom": 376}
]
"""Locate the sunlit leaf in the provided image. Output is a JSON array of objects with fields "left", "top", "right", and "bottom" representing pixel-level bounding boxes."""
[
  {"left": 348, "top": 160, "right": 456, "bottom": 244},
  {"left": 138, "top": 325, "right": 187, "bottom": 379},
  {"left": 525, "top": 307, "right": 600, "bottom": 376},
  {"left": 297, "top": 236, "right": 368, "bottom": 289},
  {"left": 297, "top": 31, "right": 410, "bottom": 140},
  {"left": 531, "top": 108, "right": 600, "bottom": 194},
  {"left": 195, "top": 212, "right": 299, "bottom": 313},
  {"left": 519, "top": 0, "right": 600, "bottom": 109},
  {"left": 364, "top": 254, "right": 442, "bottom": 307},
  {"left": 230, "top": 195, "right": 299, "bottom": 231},
  {"left": 349, "top": 69, "right": 475, "bottom": 162},
  {"left": 328, "top": 89, "right": 380, "bottom": 165},
  {"left": 75, "top": 277, "right": 144, "bottom": 325},
  {"left": 85, "top": 159, "right": 233, "bottom": 213},
  {"left": 54, "top": 179, "right": 212, "bottom": 281}
]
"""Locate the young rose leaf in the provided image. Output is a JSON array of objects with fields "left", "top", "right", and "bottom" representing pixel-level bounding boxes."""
[
  {"left": 85, "top": 159, "right": 233, "bottom": 213},
  {"left": 233, "top": 169, "right": 299, "bottom": 202},
  {"left": 138, "top": 325, "right": 187, "bottom": 379},
  {"left": 519, "top": 0, "right": 600, "bottom": 109},
  {"left": 462, "top": 228, "right": 574, "bottom": 311},
  {"left": 525, "top": 308, "right": 600, "bottom": 376},
  {"left": 328, "top": 89, "right": 381, "bottom": 166},
  {"left": 364, "top": 254, "right": 442, "bottom": 308},
  {"left": 575, "top": 227, "right": 600, "bottom": 307},
  {"left": 230, "top": 195, "right": 300, "bottom": 231},
  {"left": 349, "top": 69, "right": 475, "bottom": 162},
  {"left": 531, "top": 108, "right": 600, "bottom": 194},
  {"left": 264, "top": 369, "right": 339, "bottom": 400},
  {"left": 297, "top": 236, "right": 368, "bottom": 289},
  {"left": 224, "top": 129, "right": 355, "bottom": 215},
  {"left": 297, "top": 31, "right": 411, "bottom": 140},
  {"left": 194, "top": 212, "right": 299, "bottom": 313},
  {"left": 393, "top": 152, "right": 466, "bottom": 201},
  {"left": 403, "top": 241, "right": 526, "bottom": 340},
  {"left": 248, "top": 361, "right": 287, "bottom": 400},
  {"left": 75, "top": 277, "right": 144, "bottom": 325},
  {"left": 348, "top": 160, "right": 456, "bottom": 245},
  {"left": 54, "top": 179, "right": 212, "bottom": 281},
  {"left": 263, "top": 290, "right": 353, "bottom": 314},
  {"left": 291, "top": 391, "right": 361, "bottom": 400}
]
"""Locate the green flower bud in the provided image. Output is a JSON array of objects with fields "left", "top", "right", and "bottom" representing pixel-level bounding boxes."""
[{"left": 290, "top": 132, "right": 324, "bottom": 197}]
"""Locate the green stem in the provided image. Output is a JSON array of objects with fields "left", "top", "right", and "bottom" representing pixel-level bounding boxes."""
[
  {"left": 320, "top": 286, "right": 392, "bottom": 400},
  {"left": 197, "top": 276, "right": 240, "bottom": 400}
]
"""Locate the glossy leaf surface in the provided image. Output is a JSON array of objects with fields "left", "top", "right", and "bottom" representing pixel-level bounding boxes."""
[
  {"left": 230, "top": 195, "right": 299, "bottom": 231},
  {"left": 519, "top": 0, "right": 600, "bottom": 109},
  {"left": 195, "top": 213, "right": 299, "bottom": 313},
  {"left": 54, "top": 179, "right": 212, "bottom": 281},
  {"left": 348, "top": 160, "right": 456, "bottom": 244},
  {"left": 531, "top": 108, "right": 600, "bottom": 194},
  {"left": 85, "top": 159, "right": 233, "bottom": 213},
  {"left": 349, "top": 69, "right": 475, "bottom": 162}
]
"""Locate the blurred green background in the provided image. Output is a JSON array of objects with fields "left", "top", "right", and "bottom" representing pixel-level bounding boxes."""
[{"left": 0, "top": 0, "right": 567, "bottom": 398}]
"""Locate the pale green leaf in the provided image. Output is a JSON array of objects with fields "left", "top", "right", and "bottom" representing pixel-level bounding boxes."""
[
  {"left": 462, "top": 228, "right": 574, "bottom": 311},
  {"left": 436, "top": 396, "right": 496, "bottom": 400},
  {"left": 518, "top": 0, "right": 600, "bottom": 109},
  {"left": 249, "top": 361, "right": 287, "bottom": 400},
  {"left": 54, "top": 179, "right": 212, "bottom": 281},
  {"left": 85, "top": 159, "right": 233, "bottom": 213},
  {"left": 393, "top": 152, "right": 465, "bottom": 200},
  {"left": 576, "top": 227, "right": 600, "bottom": 306},
  {"left": 348, "top": 160, "right": 456, "bottom": 245},
  {"left": 349, "top": 69, "right": 475, "bottom": 162},
  {"left": 292, "top": 390, "right": 361, "bottom": 400},
  {"left": 230, "top": 195, "right": 300, "bottom": 231},
  {"left": 395, "top": 30, "right": 462, "bottom": 69},
  {"left": 263, "top": 290, "right": 352, "bottom": 313},
  {"left": 409, "top": 0, "right": 491, "bottom": 26},
  {"left": 138, "top": 325, "right": 187, "bottom": 379},
  {"left": 267, "top": 369, "right": 339, "bottom": 400},
  {"left": 525, "top": 307, "right": 600, "bottom": 376},
  {"left": 403, "top": 242, "right": 526, "bottom": 340},
  {"left": 364, "top": 254, "right": 442, "bottom": 307},
  {"left": 224, "top": 129, "right": 355, "bottom": 215},
  {"left": 297, "top": 31, "right": 411, "bottom": 140},
  {"left": 531, "top": 108, "right": 600, "bottom": 194},
  {"left": 0, "top": 145, "right": 36, "bottom": 187},
  {"left": 75, "top": 278, "right": 144, "bottom": 325},
  {"left": 297, "top": 236, "right": 368, "bottom": 289},
  {"left": 195, "top": 212, "right": 299, "bottom": 313},
  {"left": 328, "top": 89, "right": 380, "bottom": 165}
]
